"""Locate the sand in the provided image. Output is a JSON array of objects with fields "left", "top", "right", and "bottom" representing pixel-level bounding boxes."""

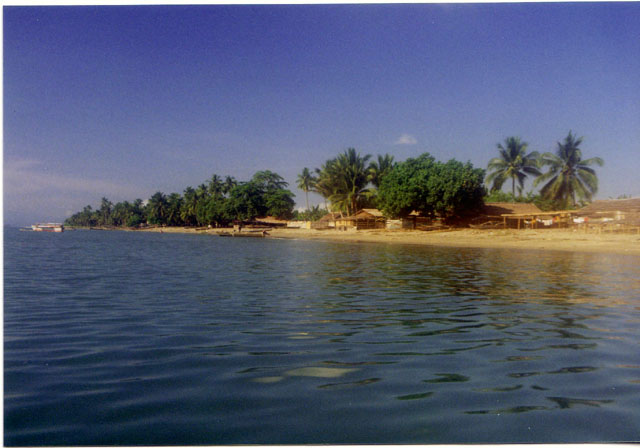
[{"left": 136, "top": 226, "right": 640, "bottom": 256}]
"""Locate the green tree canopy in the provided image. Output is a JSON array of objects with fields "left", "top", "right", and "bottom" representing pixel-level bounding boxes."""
[
  {"left": 147, "top": 191, "right": 168, "bottom": 225},
  {"left": 316, "top": 148, "right": 372, "bottom": 216},
  {"left": 225, "top": 181, "right": 267, "bottom": 222},
  {"left": 378, "top": 153, "right": 486, "bottom": 221},
  {"left": 264, "top": 188, "right": 296, "bottom": 219}
]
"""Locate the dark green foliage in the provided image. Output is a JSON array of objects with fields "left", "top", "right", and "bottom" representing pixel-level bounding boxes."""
[
  {"left": 147, "top": 191, "right": 169, "bottom": 225},
  {"left": 180, "top": 186, "right": 199, "bottom": 226},
  {"left": 314, "top": 148, "right": 372, "bottom": 215},
  {"left": 65, "top": 169, "right": 294, "bottom": 228},
  {"left": 166, "top": 193, "right": 184, "bottom": 226},
  {"left": 534, "top": 131, "right": 604, "bottom": 208},
  {"left": 264, "top": 188, "right": 296, "bottom": 219},
  {"left": 378, "top": 153, "right": 485, "bottom": 221},
  {"left": 225, "top": 173, "right": 296, "bottom": 222},
  {"left": 198, "top": 196, "right": 231, "bottom": 227},
  {"left": 225, "top": 181, "right": 267, "bottom": 222},
  {"left": 486, "top": 137, "right": 541, "bottom": 196},
  {"left": 99, "top": 197, "right": 113, "bottom": 226},
  {"left": 64, "top": 205, "right": 98, "bottom": 227}
]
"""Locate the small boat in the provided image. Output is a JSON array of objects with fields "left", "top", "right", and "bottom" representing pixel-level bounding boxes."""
[{"left": 31, "top": 223, "right": 64, "bottom": 232}]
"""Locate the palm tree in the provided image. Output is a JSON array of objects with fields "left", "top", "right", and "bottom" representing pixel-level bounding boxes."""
[
  {"left": 296, "top": 167, "right": 316, "bottom": 212},
  {"left": 208, "top": 174, "right": 224, "bottom": 197},
  {"left": 313, "top": 162, "right": 335, "bottom": 212},
  {"left": 166, "top": 193, "right": 184, "bottom": 226},
  {"left": 147, "top": 192, "right": 168, "bottom": 225},
  {"left": 99, "top": 197, "right": 113, "bottom": 226},
  {"left": 327, "top": 148, "right": 372, "bottom": 216},
  {"left": 534, "top": 131, "right": 604, "bottom": 208},
  {"left": 180, "top": 187, "right": 198, "bottom": 226},
  {"left": 252, "top": 170, "right": 288, "bottom": 191},
  {"left": 486, "top": 137, "right": 541, "bottom": 197},
  {"left": 223, "top": 176, "right": 237, "bottom": 195},
  {"left": 369, "top": 154, "right": 395, "bottom": 188}
]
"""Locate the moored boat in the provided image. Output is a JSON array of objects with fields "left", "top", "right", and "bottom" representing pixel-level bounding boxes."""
[{"left": 31, "top": 223, "right": 64, "bottom": 232}]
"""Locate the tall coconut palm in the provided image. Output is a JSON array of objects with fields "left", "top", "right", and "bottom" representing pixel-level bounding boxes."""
[
  {"left": 208, "top": 174, "right": 224, "bottom": 197},
  {"left": 296, "top": 167, "right": 316, "bottom": 212},
  {"left": 486, "top": 137, "right": 541, "bottom": 197},
  {"left": 313, "top": 161, "right": 336, "bottom": 212},
  {"left": 223, "top": 176, "right": 237, "bottom": 195},
  {"left": 534, "top": 131, "right": 604, "bottom": 208},
  {"left": 327, "top": 148, "right": 372, "bottom": 216},
  {"left": 369, "top": 154, "right": 395, "bottom": 188},
  {"left": 180, "top": 186, "right": 199, "bottom": 226},
  {"left": 147, "top": 191, "right": 168, "bottom": 225}
]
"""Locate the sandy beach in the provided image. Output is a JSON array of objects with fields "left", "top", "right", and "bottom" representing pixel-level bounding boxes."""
[{"left": 136, "top": 226, "right": 640, "bottom": 256}]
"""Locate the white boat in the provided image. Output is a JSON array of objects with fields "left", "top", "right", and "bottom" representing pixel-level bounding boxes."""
[{"left": 31, "top": 223, "right": 64, "bottom": 232}]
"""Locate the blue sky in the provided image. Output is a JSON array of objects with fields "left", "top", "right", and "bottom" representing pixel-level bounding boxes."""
[{"left": 4, "top": 3, "right": 640, "bottom": 225}]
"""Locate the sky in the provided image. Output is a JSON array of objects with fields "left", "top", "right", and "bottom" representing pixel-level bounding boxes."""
[{"left": 4, "top": 2, "right": 640, "bottom": 226}]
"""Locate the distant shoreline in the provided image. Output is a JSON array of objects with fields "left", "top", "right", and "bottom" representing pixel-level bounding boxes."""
[{"left": 128, "top": 226, "right": 640, "bottom": 257}]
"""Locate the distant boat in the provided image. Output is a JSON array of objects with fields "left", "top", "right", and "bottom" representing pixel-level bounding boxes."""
[{"left": 31, "top": 223, "right": 64, "bottom": 232}]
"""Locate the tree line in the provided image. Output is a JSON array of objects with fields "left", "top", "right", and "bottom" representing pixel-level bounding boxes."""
[
  {"left": 66, "top": 131, "right": 603, "bottom": 227},
  {"left": 65, "top": 171, "right": 296, "bottom": 228}
]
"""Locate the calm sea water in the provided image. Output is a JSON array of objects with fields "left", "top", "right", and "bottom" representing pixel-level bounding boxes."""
[{"left": 4, "top": 227, "right": 640, "bottom": 445}]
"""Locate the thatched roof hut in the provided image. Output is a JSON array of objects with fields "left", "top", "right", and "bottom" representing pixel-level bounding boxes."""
[
  {"left": 317, "top": 212, "right": 343, "bottom": 223},
  {"left": 347, "top": 209, "right": 385, "bottom": 220},
  {"left": 310, "top": 212, "right": 342, "bottom": 229},
  {"left": 482, "top": 202, "right": 542, "bottom": 217},
  {"left": 344, "top": 209, "right": 386, "bottom": 230},
  {"left": 577, "top": 198, "right": 640, "bottom": 216},
  {"left": 577, "top": 198, "right": 640, "bottom": 225}
]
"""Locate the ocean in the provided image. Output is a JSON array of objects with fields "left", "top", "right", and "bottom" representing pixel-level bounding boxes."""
[{"left": 4, "top": 227, "right": 640, "bottom": 445}]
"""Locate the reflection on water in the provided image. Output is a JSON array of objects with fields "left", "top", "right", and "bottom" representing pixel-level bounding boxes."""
[{"left": 4, "top": 229, "right": 640, "bottom": 445}]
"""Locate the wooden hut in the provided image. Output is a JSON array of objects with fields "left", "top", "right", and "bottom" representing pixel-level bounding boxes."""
[
  {"left": 344, "top": 209, "right": 386, "bottom": 230},
  {"left": 311, "top": 212, "right": 342, "bottom": 230},
  {"left": 394, "top": 211, "right": 438, "bottom": 230}
]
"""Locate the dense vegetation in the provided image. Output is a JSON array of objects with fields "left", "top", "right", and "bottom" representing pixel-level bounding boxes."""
[
  {"left": 66, "top": 131, "right": 603, "bottom": 228},
  {"left": 377, "top": 154, "right": 485, "bottom": 221},
  {"left": 65, "top": 171, "right": 296, "bottom": 228}
]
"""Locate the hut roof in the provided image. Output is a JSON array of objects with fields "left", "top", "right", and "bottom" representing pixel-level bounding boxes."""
[
  {"left": 359, "top": 208, "right": 384, "bottom": 217},
  {"left": 317, "top": 212, "right": 342, "bottom": 222},
  {"left": 577, "top": 198, "right": 640, "bottom": 216},
  {"left": 483, "top": 202, "right": 542, "bottom": 216},
  {"left": 348, "top": 208, "right": 385, "bottom": 220}
]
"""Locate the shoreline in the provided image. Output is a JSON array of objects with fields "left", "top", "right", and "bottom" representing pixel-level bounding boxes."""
[{"left": 132, "top": 226, "right": 640, "bottom": 256}]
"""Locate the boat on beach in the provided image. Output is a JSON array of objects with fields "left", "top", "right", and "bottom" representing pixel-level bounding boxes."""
[{"left": 31, "top": 223, "right": 64, "bottom": 232}]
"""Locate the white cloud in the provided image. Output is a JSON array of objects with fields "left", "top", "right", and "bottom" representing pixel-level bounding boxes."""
[{"left": 394, "top": 134, "right": 418, "bottom": 145}]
